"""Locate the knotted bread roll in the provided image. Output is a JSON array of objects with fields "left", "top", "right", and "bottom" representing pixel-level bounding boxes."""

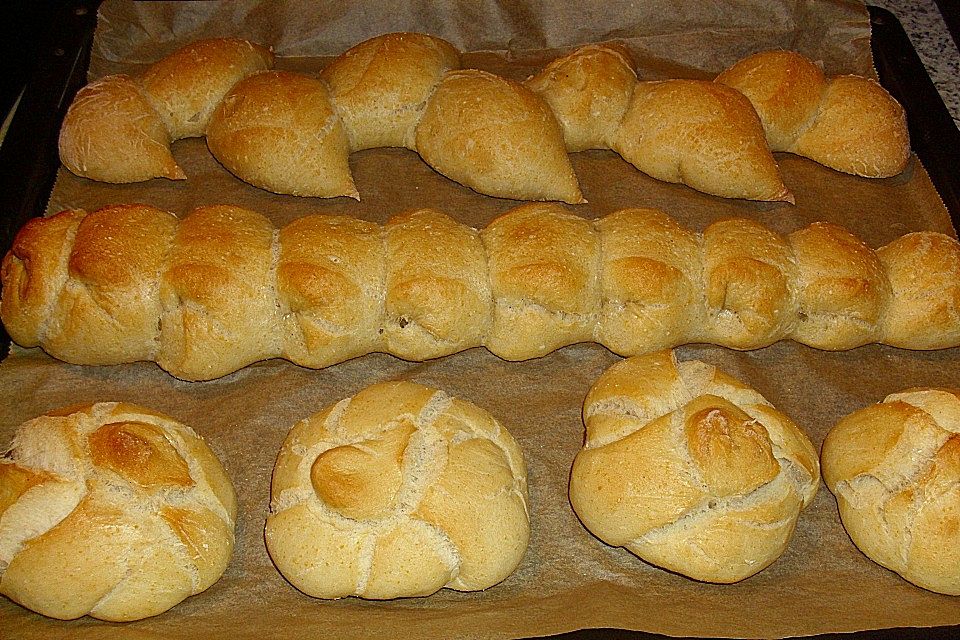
[
  {"left": 265, "top": 380, "right": 529, "bottom": 599},
  {"left": 570, "top": 350, "right": 820, "bottom": 583},
  {"left": 821, "top": 389, "right": 960, "bottom": 595},
  {"left": 0, "top": 402, "right": 237, "bottom": 621},
  {"left": 4, "top": 202, "right": 960, "bottom": 380}
]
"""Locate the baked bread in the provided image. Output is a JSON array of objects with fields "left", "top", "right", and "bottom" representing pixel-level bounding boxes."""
[
  {"left": 524, "top": 43, "right": 637, "bottom": 153},
  {"left": 415, "top": 69, "right": 584, "bottom": 204},
  {"left": 570, "top": 350, "right": 820, "bottom": 583},
  {"left": 265, "top": 380, "right": 529, "bottom": 599},
  {"left": 206, "top": 71, "right": 357, "bottom": 198},
  {"left": 320, "top": 31, "right": 461, "bottom": 152},
  {"left": 821, "top": 388, "right": 960, "bottom": 595},
  {"left": 59, "top": 34, "right": 909, "bottom": 202},
  {"left": 0, "top": 402, "right": 237, "bottom": 621},
  {"left": 528, "top": 44, "right": 909, "bottom": 195},
  {"left": 4, "top": 203, "right": 959, "bottom": 380},
  {"left": 59, "top": 38, "right": 273, "bottom": 183},
  {"left": 58, "top": 75, "right": 186, "bottom": 183},
  {"left": 59, "top": 33, "right": 583, "bottom": 204},
  {"left": 715, "top": 49, "right": 910, "bottom": 177},
  {"left": 611, "top": 80, "right": 792, "bottom": 202}
]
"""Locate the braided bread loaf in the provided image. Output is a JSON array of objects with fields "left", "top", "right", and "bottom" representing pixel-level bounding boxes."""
[
  {"left": 570, "top": 350, "right": 820, "bottom": 582},
  {"left": 0, "top": 403, "right": 237, "bottom": 621},
  {"left": 59, "top": 33, "right": 909, "bottom": 203},
  {"left": 3, "top": 202, "right": 958, "bottom": 381},
  {"left": 822, "top": 388, "right": 960, "bottom": 595},
  {"left": 265, "top": 380, "right": 529, "bottom": 599}
]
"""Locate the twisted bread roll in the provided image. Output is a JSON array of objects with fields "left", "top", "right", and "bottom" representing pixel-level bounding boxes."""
[
  {"left": 59, "top": 34, "right": 908, "bottom": 202},
  {"left": 822, "top": 389, "right": 960, "bottom": 595},
  {"left": 569, "top": 350, "right": 820, "bottom": 582},
  {"left": 525, "top": 43, "right": 789, "bottom": 201},
  {"left": 265, "top": 380, "right": 529, "bottom": 599},
  {"left": 528, "top": 44, "right": 908, "bottom": 187},
  {"left": 0, "top": 402, "right": 237, "bottom": 620},
  {"left": 60, "top": 38, "right": 274, "bottom": 183},
  {"left": 3, "top": 202, "right": 959, "bottom": 380},
  {"left": 61, "top": 33, "right": 583, "bottom": 204},
  {"left": 716, "top": 50, "right": 910, "bottom": 178}
]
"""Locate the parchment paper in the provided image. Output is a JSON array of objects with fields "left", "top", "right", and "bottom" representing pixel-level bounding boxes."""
[{"left": 2, "top": 1, "right": 959, "bottom": 638}]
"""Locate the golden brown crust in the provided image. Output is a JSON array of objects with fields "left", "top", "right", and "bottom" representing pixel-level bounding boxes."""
[
  {"left": 0, "top": 403, "right": 236, "bottom": 621},
  {"left": 139, "top": 38, "right": 274, "bottom": 140},
  {"left": 416, "top": 69, "right": 584, "bottom": 204},
  {"left": 4, "top": 204, "right": 960, "bottom": 380},
  {"left": 701, "top": 218, "right": 797, "bottom": 348},
  {"left": 788, "top": 222, "right": 890, "bottom": 349},
  {"left": 612, "top": 80, "right": 793, "bottom": 202},
  {"left": 481, "top": 203, "right": 599, "bottom": 359},
  {"left": 158, "top": 205, "right": 280, "bottom": 381},
  {"left": 595, "top": 208, "right": 701, "bottom": 354},
  {"left": 206, "top": 71, "right": 357, "bottom": 198},
  {"left": 571, "top": 350, "right": 820, "bottom": 583},
  {"left": 715, "top": 50, "right": 825, "bottom": 151},
  {"left": 321, "top": 32, "right": 460, "bottom": 151},
  {"left": 822, "top": 389, "right": 960, "bottom": 595},
  {"left": 0, "top": 209, "right": 86, "bottom": 347},
  {"left": 58, "top": 76, "right": 185, "bottom": 183},
  {"left": 718, "top": 50, "right": 910, "bottom": 177},
  {"left": 385, "top": 208, "right": 490, "bottom": 359},
  {"left": 43, "top": 205, "right": 178, "bottom": 365},
  {"left": 877, "top": 232, "right": 960, "bottom": 349},
  {"left": 277, "top": 214, "right": 384, "bottom": 368},
  {"left": 793, "top": 76, "right": 910, "bottom": 177},
  {"left": 525, "top": 43, "right": 637, "bottom": 151},
  {"left": 265, "top": 381, "right": 529, "bottom": 599}
]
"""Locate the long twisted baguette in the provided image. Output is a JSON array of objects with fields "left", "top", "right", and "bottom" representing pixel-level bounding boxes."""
[
  {"left": 59, "top": 33, "right": 908, "bottom": 203},
  {"left": 2, "top": 202, "right": 957, "bottom": 381}
]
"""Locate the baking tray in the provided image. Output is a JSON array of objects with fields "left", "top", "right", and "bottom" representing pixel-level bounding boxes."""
[{"left": 0, "top": 3, "right": 958, "bottom": 638}]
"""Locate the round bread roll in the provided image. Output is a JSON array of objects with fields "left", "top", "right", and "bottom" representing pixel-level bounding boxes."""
[
  {"left": 570, "top": 350, "right": 820, "bottom": 583},
  {"left": 821, "top": 388, "right": 960, "bottom": 595},
  {"left": 265, "top": 381, "right": 529, "bottom": 599},
  {"left": 0, "top": 403, "right": 237, "bottom": 621}
]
